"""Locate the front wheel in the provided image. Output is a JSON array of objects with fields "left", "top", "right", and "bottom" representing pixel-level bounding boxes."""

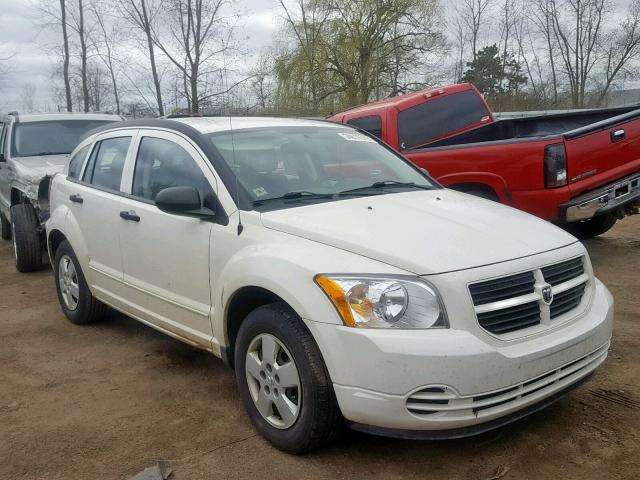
[
  {"left": 234, "top": 303, "right": 342, "bottom": 453},
  {"left": 562, "top": 213, "right": 617, "bottom": 239},
  {"left": 10, "top": 203, "right": 42, "bottom": 272}
]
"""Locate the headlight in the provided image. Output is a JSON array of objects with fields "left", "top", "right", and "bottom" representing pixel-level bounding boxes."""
[{"left": 315, "top": 275, "right": 448, "bottom": 329}]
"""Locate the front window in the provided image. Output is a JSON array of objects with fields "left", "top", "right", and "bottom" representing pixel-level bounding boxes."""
[
  {"left": 207, "top": 126, "right": 437, "bottom": 209},
  {"left": 11, "top": 120, "right": 115, "bottom": 157}
]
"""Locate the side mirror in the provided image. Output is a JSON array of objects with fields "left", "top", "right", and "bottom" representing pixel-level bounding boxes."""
[
  {"left": 155, "top": 186, "right": 215, "bottom": 219},
  {"left": 0, "top": 153, "right": 5, "bottom": 162}
]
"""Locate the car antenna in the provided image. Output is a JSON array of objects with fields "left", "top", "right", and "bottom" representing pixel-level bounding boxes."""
[{"left": 228, "top": 116, "right": 243, "bottom": 236}]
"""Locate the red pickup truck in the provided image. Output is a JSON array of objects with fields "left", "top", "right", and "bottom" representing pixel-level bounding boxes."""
[{"left": 329, "top": 83, "right": 640, "bottom": 238}]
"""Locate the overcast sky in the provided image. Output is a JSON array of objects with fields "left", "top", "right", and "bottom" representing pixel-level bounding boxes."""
[
  {"left": 0, "top": 0, "right": 282, "bottom": 112},
  {"left": 0, "top": 0, "right": 635, "bottom": 113}
]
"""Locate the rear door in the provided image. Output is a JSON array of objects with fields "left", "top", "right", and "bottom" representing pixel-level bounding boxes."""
[
  {"left": 117, "top": 129, "right": 216, "bottom": 347},
  {"left": 66, "top": 130, "right": 137, "bottom": 295},
  {"left": 565, "top": 113, "right": 640, "bottom": 193}
]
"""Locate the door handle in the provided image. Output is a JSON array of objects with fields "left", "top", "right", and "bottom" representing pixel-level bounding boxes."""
[
  {"left": 611, "top": 129, "right": 626, "bottom": 142},
  {"left": 120, "top": 210, "right": 140, "bottom": 222},
  {"left": 69, "top": 194, "right": 83, "bottom": 204}
]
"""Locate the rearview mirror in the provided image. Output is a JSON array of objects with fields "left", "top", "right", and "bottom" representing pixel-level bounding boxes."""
[{"left": 155, "top": 186, "right": 215, "bottom": 219}]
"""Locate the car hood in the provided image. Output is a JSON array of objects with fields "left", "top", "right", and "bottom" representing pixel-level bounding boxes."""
[
  {"left": 260, "top": 189, "right": 577, "bottom": 275},
  {"left": 13, "top": 154, "right": 69, "bottom": 177}
]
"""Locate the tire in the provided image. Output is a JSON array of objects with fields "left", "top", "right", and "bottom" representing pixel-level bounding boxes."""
[
  {"left": 0, "top": 211, "right": 10, "bottom": 240},
  {"left": 234, "top": 303, "right": 342, "bottom": 453},
  {"left": 10, "top": 203, "right": 42, "bottom": 272},
  {"left": 563, "top": 213, "right": 617, "bottom": 240},
  {"left": 53, "top": 240, "right": 108, "bottom": 325}
]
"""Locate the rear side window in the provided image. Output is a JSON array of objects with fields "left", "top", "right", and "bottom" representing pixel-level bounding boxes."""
[
  {"left": 132, "top": 137, "right": 213, "bottom": 202},
  {"left": 68, "top": 145, "right": 90, "bottom": 179},
  {"left": 347, "top": 115, "right": 383, "bottom": 139},
  {"left": 398, "top": 90, "right": 490, "bottom": 149},
  {"left": 83, "top": 137, "right": 131, "bottom": 191}
]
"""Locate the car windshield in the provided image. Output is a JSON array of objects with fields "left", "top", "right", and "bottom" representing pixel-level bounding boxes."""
[
  {"left": 12, "top": 120, "right": 116, "bottom": 157},
  {"left": 207, "top": 126, "right": 437, "bottom": 208}
]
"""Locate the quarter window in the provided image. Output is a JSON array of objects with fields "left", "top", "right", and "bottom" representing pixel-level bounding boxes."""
[
  {"left": 132, "top": 137, "right": 213, "bottom": 202},
  {"left": 347, "top": 115, "right": 383, "bottom": 139},
  {"left": 68, "top": 145, "right": 90, "bottom": 179},
  {"left": 84, "top": 137, "right": 131, "bottom": 191}
]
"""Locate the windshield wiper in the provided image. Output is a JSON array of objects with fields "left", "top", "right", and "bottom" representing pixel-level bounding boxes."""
[
  {"left": 32, "top": 151, "right": 69, "bottom": 156},
  {"left": 339, "top": 180, "right": 433, "bottom": 196},
  {"left": 253, "top": 191, "right": 334, "bottom": 206}
]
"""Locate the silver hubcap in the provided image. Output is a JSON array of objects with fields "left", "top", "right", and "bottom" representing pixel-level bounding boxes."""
[
  {"left": 58, "top": 255, "right": 80, "bottom": 311},
  {"left": 245, "top": 334, "right": 301, "bottom": 429}
]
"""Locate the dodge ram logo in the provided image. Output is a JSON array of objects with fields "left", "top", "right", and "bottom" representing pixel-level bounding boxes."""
[{"left": 542, "top": 285, "right": 554, "bottom": 305}]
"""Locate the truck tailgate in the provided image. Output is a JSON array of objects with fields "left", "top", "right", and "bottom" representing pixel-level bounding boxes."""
[{"left": 564, "top": 109, "right": 640, "bottom": 196}]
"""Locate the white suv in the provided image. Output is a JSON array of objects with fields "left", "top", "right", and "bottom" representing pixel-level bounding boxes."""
[{"left": 47, "top": 117, "right": 613, "bottom": 452}]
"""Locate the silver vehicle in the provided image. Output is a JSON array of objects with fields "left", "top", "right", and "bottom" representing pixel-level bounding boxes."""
[{"left": 0, "top": 112, "right": 122, "bottom": 271}]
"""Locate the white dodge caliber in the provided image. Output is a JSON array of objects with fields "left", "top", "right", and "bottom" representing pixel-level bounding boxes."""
[{"left": 47, "top": 117, "right": 613, "bottom": 452}]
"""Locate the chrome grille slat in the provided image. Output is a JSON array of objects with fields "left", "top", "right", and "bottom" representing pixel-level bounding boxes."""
[{"left": 470, "top": 256, "right": 588, "bottom": 336}]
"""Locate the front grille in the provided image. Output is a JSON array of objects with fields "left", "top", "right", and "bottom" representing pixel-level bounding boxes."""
[
  {"left": 477, "top": 301, "right": 540, "bottom": 334},
  {"left": 541, "top": 257, "right": 584, "bottom": 285},
  {"left": 469, "top": 271, "right": 535, "bottom": 305},
  {"left": 406, "top": 343, "right": 609, "bottom": 419},
  {"left": 469, "top": 256, "right": 588, "bottom": 336},
  {"left": 551, "top": 283, "right": 586, "bottom": 319}
]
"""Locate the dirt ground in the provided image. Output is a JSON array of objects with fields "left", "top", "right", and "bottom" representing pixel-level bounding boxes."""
[{"left": 0, "top": 218, "right": 638, "bottom": 480}]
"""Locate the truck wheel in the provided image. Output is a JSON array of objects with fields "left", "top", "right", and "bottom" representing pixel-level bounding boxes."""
[
  {"left": 10, "top": 203, "right": 42, "bottom": 272},
  {"left": 234, "top": 303, "right": 342, "bottom": 453},
  {"left": 0, "top": 212, "right": 11, "bottom": 240},
  {"left": 54, "top": 240, "right": 108, "bottom": 325},
  {"left": 563, "top": 213, "right": 617, "bottom": 240}
]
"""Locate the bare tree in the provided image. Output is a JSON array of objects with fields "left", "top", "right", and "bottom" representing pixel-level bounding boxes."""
[
  {"left": 89, "top": 1, "right": 122, "bottom": 114},
  {"left": 463, "top": 0, "right": 494, "bottom": 60},
  {"left": 152, "top": 0, "right": 239, "bottom": 113},
  {"left": 65, "top": 0, "right": 92, "bottom": 111},
  {"left": 60, "top": 0, "right": 73, "bottom": 111},
  {"left": 119, "top": 0, "right": 164, "bottom": 115},
  {"left": 597, "top": 0, "right": 640, "bottom": 105}
]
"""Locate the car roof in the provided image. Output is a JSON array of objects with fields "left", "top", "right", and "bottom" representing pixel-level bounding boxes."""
[
  {"left": 172, "top": 116, "right": 344, "bottom": 134},
  {"left": 7, "top": 112, "right": 123, "bottom": 123}
]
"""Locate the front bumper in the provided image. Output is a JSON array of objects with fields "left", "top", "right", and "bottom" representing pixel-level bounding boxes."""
[
  {"left": 307, "top": 279, "right": 613, "bottom": 434},
  {"left": 561, "top": 171, "right": 640, "bottom": 222}
]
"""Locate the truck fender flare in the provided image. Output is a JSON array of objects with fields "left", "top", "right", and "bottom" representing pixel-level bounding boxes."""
[{"left": 436, "top": 172, "right": 511, "bottom": 203}]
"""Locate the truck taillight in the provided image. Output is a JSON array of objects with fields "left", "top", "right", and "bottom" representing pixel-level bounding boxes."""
[{"left": 544, "top": 143, "right": 568, "bottom": 188}]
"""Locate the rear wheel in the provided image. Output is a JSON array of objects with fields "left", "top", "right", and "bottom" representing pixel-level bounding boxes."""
[
  {"left": 234, "top": 303, "right": 342, "bottom": 453},
  {"left": 0, "top": 212, "right": 11, "bottom": 240},
  {"left": 54, "top": 240, "right": 108, "bottom": 325},
  {"left": 563, "top": 213, "right": 617, "bottom": 239},
  {"left": 10, "top": 203, "right": 42, "bottom": 272}
]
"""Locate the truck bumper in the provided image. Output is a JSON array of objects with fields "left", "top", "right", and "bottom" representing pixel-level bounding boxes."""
[{"left": 561, "top": 171, "right": 640, "bottom": 222}]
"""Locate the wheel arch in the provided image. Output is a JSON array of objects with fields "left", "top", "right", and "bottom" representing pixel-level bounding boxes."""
[
  {"left": 47, "top": 228, "right": 68, "bottom": 262},
  {"left": 223, "top": 286, "right": 293, "bottom": 369},
  {"left": 437, "top": 172, "right": 510, "bottom": 202}
]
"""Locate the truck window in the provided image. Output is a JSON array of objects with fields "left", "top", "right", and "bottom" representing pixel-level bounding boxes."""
[
  {"left": 347, "top": 115, "right": 383, "bottom": 139},
  {"left": 398, "top": 89, "right": 490, "bottom": 149}
]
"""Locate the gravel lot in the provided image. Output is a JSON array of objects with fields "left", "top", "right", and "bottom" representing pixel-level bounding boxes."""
[{"left": 1, "top": 218, "right": 638, "bottom": 480}]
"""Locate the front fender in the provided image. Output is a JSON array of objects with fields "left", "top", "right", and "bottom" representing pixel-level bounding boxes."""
[{"left": 212, "top": 234, "right": 407, "bottom": 347}]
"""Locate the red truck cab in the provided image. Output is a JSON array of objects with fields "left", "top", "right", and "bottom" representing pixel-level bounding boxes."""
[{"left": 329, "top": 83, "right": 640, "bottom": 238}]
